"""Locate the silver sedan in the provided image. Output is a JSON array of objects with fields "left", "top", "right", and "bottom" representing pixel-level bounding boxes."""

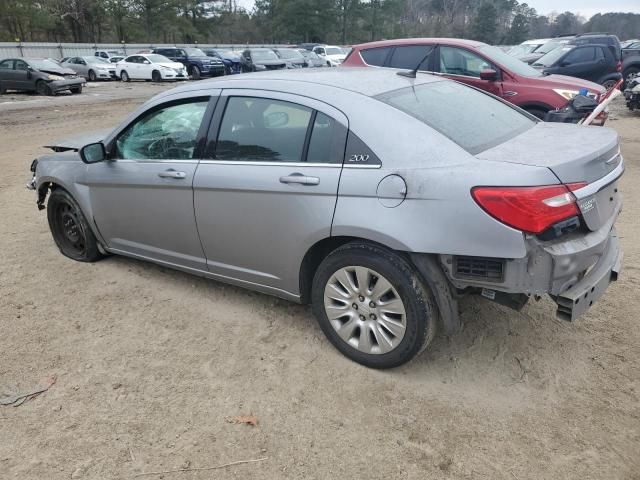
[
  {"left": 61, "top": 56, "right": 116, "bottom": 81},
  {"left": 28, "top": 69, "right": 623, "bottom": 368}
]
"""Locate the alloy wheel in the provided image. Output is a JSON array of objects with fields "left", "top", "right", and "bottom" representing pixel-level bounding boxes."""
[{"left": 323, "top": 266, "right": 407, "bottom": 355}]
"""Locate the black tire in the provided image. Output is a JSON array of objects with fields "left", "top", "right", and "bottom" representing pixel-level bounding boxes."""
[
  {"left": 120, "top": 70, "right": 130, "bottom": 82},
  {"left": 311, "top": 242, "right": 437, "bottom": 369},
  {"left": 525, "top": 107, "right": 548, "bottom": 120},
  {"left": 88, "top": 69, "right": 97, "bottom": 82},
  {"left": 151, "top": 70, "right": 161, "bottom": 82},
  {"left": 47, "top": 189, "right": 103, "bottom": 262},
  {"left": 35, "top": 80, "right": 51, "bottom": 96},
  {"left": 191, "top": 65, "right": 201, "bottom": 80},
  {"left": 0, "top": 82, "right": 6, "bottom": 94},
  {"left": 70, "top": 85, "right": 82, "bottom": 94},
  {"left": 602, "top": 79, "right": 618, "bottom": 91}
]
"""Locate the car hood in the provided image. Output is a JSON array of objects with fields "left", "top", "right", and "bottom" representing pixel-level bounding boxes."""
[
  {"left": 192, "top": 56, "right": 222, "bottom": 63},
  {"left": 534, "top": 73, "right": 606, "bottom": 95},
  {"left": 157, "top": 62, "right": 185, "bottom": 69},
  {"left": 40, "top": 66, "right": 77, "bottom": 76},
  {"left": 43, "top": 129, "right": 110, "bottom": 152},
  {"left": 255, "top": 59, "right": 287, "bottom": 66},
  {"left": 518, "top": 52, "right": 544, "bottom": 64},
  {"left": 476, "top": 122, "right": 619, "bottom": 184}
]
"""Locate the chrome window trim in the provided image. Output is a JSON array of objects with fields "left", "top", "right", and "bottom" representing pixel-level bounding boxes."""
[
  {"left": 114, "top": 159, "right": 199, "bottom": 164},
  {"left": 199, "top": 160, "right": 342, "bottom": 167}
]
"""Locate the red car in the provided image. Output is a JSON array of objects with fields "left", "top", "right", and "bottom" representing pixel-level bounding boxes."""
[{"left": 342, "top": 38, "right": 606, "bottom": 119}]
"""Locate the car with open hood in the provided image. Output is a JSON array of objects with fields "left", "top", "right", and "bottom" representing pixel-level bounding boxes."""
[
  {"left": 28, "top": 68, "right": 623, "bottom": 369},
  {"left": 203, "top": 48, "right": 242, "bottom": 74},
  {"left": 0, "top": 58, "right": 85, "bottom": 95}
]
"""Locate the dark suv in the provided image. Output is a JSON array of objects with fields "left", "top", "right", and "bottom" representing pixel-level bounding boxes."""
[
  {"left": 568, "top": 33, "right": 622, "bottom": 62},
  {"left": 532, "top": 43, "right": 622, "bottom": 90},
  {"left": 152, "top": 47, "right": 224, "bottom": 79}
]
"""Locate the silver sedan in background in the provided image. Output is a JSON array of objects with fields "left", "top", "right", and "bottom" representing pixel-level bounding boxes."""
[
  {"left": 27, "top": 69, "right": 623, "bottom": 368},
  {"left": 61, "top": 56, "right": 116, "bottom": 81}
]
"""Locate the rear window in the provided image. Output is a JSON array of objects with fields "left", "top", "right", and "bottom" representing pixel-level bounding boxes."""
[
  {"left": 360, "top": 47, "right": 391, "bottom": 66},
  {"left": 377, "top": 81, "right": 535, "bottom": 154}
]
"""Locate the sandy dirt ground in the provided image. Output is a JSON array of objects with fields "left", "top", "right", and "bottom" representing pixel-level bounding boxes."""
[{"left": 1, "top": 82, "right": 639, "bottom": 480}]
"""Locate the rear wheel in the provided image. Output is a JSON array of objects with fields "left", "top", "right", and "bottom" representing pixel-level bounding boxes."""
[
  {"left": 191, "top": 65, "right": 201, "bottom": 80},
  {"left": 602, "top": 79, "right": 618, "bottom": 91},
  {"left": 88, "top": 69, "right": 97, "bottom": 82},
  {"left": 120, "top": 70, "right": 130, "bottom": 82},
  {"left": 35, "top": 80, "right": 51, "bottom": 96},
  {"left": 151, "top": 70, "right": 161, "bottom": 82},
  {"left": 311, "top": 242, "right": 437, "bottom": 369},
  {"left": 47, "top": 189, "right": 103, "bottom": 262},
  {"left": 0, "top": 82, "right": 6, "bottom": 94}
]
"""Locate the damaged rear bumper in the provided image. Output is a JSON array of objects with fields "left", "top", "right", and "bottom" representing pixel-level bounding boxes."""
[{"left": 554, "top": 232, "right": 622, "bottom": 320}]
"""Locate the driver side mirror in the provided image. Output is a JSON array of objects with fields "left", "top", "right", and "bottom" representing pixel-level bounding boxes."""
[
  {"left": 479, "top": 69, "right": 498, "bottom": 81},
  {"left": 143, "top": 60, "right": 151, "bottom": 64},
  {"left": 80, "top": 142, "right": 106, "bottom": 164}
]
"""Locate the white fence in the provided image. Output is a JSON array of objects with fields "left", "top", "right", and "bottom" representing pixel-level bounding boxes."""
[{"left": 0, "top": 42, "right": 291, "bottom": 59}]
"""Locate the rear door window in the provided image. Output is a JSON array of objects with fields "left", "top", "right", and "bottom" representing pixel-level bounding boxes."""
[
  {"left": 360, "top": 47, "right": 391, "bottom": 66},
  {"left": 387, "top": 45, "right": 433, "bottom": 70},
  {"left": 216, "top": 97, "right": 312, "bottom": 162},
  {"left": 377, "top": 81, "right": 535, "bottom": 154},
  {"left": 564, "top": 46, "right": 595, "bottom": 64}
]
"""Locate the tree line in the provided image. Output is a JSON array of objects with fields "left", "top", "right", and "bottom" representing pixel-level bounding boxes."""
[{"left": 1, "top": 0, "right": 639, "bottom": 46}]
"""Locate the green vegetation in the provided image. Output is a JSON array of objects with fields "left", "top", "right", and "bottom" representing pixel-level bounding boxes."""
[{"left": 0, "top": 0, "right": 638, "bottom": 44}]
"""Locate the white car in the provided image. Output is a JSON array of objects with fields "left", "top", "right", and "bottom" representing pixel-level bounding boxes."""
[
  {"left": 95, "top": 50, "right": 126, "bottom": 63},
  {"left": 116, "top": 54, "right": 188, "bottom": 82},
  {"left": 312, "top": 45, "right": 346, "bottom": 67}
]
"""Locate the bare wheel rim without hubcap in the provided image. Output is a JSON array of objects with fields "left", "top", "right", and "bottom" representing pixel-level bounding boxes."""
[
  {"left": 54, "top": 201, "right": 87, "bottom": 256},
  {"left": 324, "top": 266, "right": 407, "bottom": 355}
]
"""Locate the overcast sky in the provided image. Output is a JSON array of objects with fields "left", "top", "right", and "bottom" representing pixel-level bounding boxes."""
[
  {"left": 525, "top": 0, "right": 640, "bottom": 18},
  {"left": 235, "top": 0, "right": 640, "bottom": 18}
]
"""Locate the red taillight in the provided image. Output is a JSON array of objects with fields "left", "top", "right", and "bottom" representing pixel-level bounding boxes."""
[{"left": 471, "top": 183, "right": 587, "bottom": 234}]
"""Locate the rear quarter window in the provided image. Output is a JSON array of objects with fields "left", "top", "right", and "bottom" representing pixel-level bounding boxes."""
[
  {"left": 360, "top": 47, "right": 391, "bottom": 66},
  {"left": 377, "top": 81, "right": 535, "bottom": 154}
]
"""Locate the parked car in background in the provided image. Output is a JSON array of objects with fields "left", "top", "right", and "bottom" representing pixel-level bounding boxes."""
[
  {"left": 622, "top": 40, "right": 640, "bottom": 58},
  {"left": 313, "top": 45, "right": 346, "bottom": 66},
  {"left": 622, "top": 54, "right": 640, "bottom": 86},
  {"left": 568, "top": 33, "right": 622, "bottom": 62},
  {"left": 517, "top": 37, "right": 573, "bottom": 64},
  {"left": 532, "top": 44, "right": 622, "bottom": 90},
  {"left": 28, "top": 69, "right": 623, "bottom": 368},
  {"left": 239, "top": 48, "right": 286, "bottom": 72},
  {"left": 151, "top": 47, "right": 225, "bottom": 79},
  {"left": 507, "top": 38, "right": 550, "bottom": 58},
  {"left": 343, "top": 38, "right": 606, "bottom": 119},
  {"left": 95, "top": 50, "right": 125, "bottom": 62},
  {"left": 273, "top": 48, "right": 307, "bottom": 68},
  {"left": 203, "top": 48, "right": 242, "bottom": 74},
  {"left": 299, "top": 49, "right": 325, "bottom": 67},
  {"left": 0, "top": 58, "right": 84, "bottom": 95},
  {"left": 62, "top": 56, "right": 116, "bottom": 81},
  {"left": 298, "top": 43, "right": 321, "bottom": 51},
  {"left": 116, "top": 54, "right": 187, "bottom": 82}
]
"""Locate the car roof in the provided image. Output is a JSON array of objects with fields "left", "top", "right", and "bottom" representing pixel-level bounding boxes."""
[
  {"left": 157, "top": 67, "right": 443, "bottom": 99},
  {"left": 352, "top": 38, "right": 487, "bottom": 50},
  {"left": 522, "top": 38, "right": 550, "bottom": 44}
]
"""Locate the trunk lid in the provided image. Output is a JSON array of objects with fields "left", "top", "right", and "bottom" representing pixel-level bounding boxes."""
[
  {"left": 476, "top": 123, "right": 622, "bottom": 232},
  {"left": 476, "top": 123, "right": 619, "bottom": 184}
]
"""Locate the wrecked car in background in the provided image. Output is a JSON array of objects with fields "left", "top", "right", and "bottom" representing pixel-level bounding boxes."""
[
  {"left": 27, "top": 69, "right": 623, "bottom": 369},
  {"left": 0, "top": 58, "right": 85, "bottom": 95}
]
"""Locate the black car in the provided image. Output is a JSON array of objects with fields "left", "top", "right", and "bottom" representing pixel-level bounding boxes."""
[
  {"left": 151, "top": 47, "right": 225, "bottom": 79},
  {"left": 0, "top": 57, "right": 85, "bottom": 95},
  {"left": 532, "top": 43, "right": 622, "bottom": 90},
  {"left": 273, "top": 48, "right": 307, "bottom": 68},
  {"left": 240, "top": 49, "right": 286, "bottom": 72},
  {"left": 568, "top": 33, "right": 622, "bottom": 62}
]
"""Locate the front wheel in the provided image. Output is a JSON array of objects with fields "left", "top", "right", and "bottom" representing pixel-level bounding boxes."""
[
  {"left": 88, "top": 70, "right": 97, "bottom": 82},
  {"left": 191, "top": 65, "right": 201, "bottom": 80},
  {"left": 311, "top": 242, "right": 437, "bottom": 369},
  {"left": 602, "top": 79, "right": 618, "bottom": 91},
  {"left": 35, "top": 80, "right": 51, "bottom": 96},
  {"left": 151, "top": 70, "right": 162, "bottom": 82},
  {"left": 47, "top": 189, "right": 103, "bottom": 262}
]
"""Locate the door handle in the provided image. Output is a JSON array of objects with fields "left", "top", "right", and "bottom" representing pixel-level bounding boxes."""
[
  {"left": 158, "top": 169, "right": 186, "bottom": 179},
  {"left": 279, "top": 172, "right": 320, "bottom": 186}
]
